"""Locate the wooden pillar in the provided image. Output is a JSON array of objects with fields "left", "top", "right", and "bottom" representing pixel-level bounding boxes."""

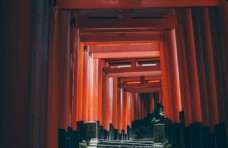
[
  {"left": 70, "top": 11, "right": 79, "bottom": 130},
  {"left": 145, "top": 94, "right": 150, "bottom": 116},
  {"left": 102, "top": 65, "right": 107, "bottom": 129},
  {"left": 112, "top": 77, "right": 118, "bottom": 128},
  {"left": 141, "top": 95, "right": 145, "bottom": 119},
  {"left": 88, "top": 55, "right": 94, "bottom": 121},
  {"left": 108, "top": 77, "right": 114, "bottom": 127},
  {"left": 209, "top": 6, "right": 226, "bottom": 124},
  {"left": 46, "top": 6, "right": 71, "bottom": 148},
  {"left": 102, "top": 72, "right": 112, "bottom": 129},
  {"left": 134, "top": 93, "right": 140, "bottom": 120},
  {"left": 58, "top": 10, "right": 71, "bottom": 129},
  {"left": 219, "top": 1, "right": 228, "bottom": 142},
  {"left": 131, "top": 93, "right": 135, "bottom": 123},
  {"left": 93, "top": 59, "right": 99, "bottom": 121},
  {"left": 200, "top": 8, "right": 219, "bottom": 129},
  {"left": 164, "top": 29, "right": 182, "bottom": 122},
  {"left": 122, "top": 90, "right": 127, "bottom": 131},
  {"left": 47, "top": 7, "right": 59, "bottom": 148},
  {"left": 160, "top": 42, "right": 172, "bottom": 120},
  {"left": 82, "top": 44, "right": 89, "bottom": 122},
  {"left": 126, "top": 93, "right": 130, "bottom": 127},
  {"left": 149, "top": 94, "right": 155, "bottom": 113},
  {"left": 191, "top": 8, "right": 210, "bottom": 126},
  {"left": 138, "top": 93, "right": 142, "bottom": 119},
  {"left": 76, "top": 43, "right": 84, "bottom": 123},
  {"left": 28, "top": 0, "right": 50, "bottom": 147},
  {"left": 182, "top": 8, "right": 202, "bottom": 122},
  {"left": 176, "top": 9, "right": 192, "bottom": 126},
  {"left": 118, "top": 88, "right": 123, "bottom": 132},
  {"left": 98, "top": 59, "right": 103, "bottom": 125},
  {"left": 140, "top": 96, "right": 143, "bottom": 119},
  {"left": 158, "top": 91, "right": 162, "bottom": 104}
]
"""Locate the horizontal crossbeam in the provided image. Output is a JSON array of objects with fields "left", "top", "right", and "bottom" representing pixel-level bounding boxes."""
[{"left": 59, "top": 0, "right": 218, "bottom": 9}]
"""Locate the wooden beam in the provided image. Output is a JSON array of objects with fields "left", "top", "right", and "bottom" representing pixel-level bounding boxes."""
[
  {"left": 89, "top": 42, "right": 160, "bottom": 53},
  {"left": 125, "top": 86, "right": 162, "bottom": 93},
  {"left": 119, "top": 82, "right": 162, "bottom": 89},
  {"left": 120, "top": 76, "right": 161, "bottom": 82},
  {"left": 59, "top": 0, "right": 219, "bottom": 9},
  {"left": 107, "top": 70, "right": 161, "bottom": 77},
  {"left": 80, "top": 29, "right": 165, "bottom": 34},
  {"left": 78, "top": 15, "right": 177, "bottom": 30},
  {"left": 92, "top": 51, "right": 160, "bottom": 58},
  {"left": 106, "top": 65, "right": 160, "bottom": 74},
  {"left": 80, "top": 33, "right": 164, "bottom": 42}
]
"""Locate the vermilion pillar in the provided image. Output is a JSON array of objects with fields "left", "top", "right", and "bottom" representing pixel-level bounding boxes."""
[
  {"left": 130, "top": 93, "right": 135, "bottom": 123},
  {"left": 201, "top": 8, "right": 219, "bottom": 129},
  {"left": 93, "top": 59, "right": 99, "bottom": 121},
  {"left": 82, "top": 44, "right": 89, "bottom": 122},
  {"left": 191, "top": 8, "right": 209, "bottom": 126},
  {"left": 175, "top": 11, "right": 192, "bottom": 126},
  {"left": 158, "top": 91, "right": 162, "bottom": 105},
  {"left": 98, "top": 59, "right": 103, "bottom": 125},
  {"left": 149, "top": 94, "right": 154, "bottom": 113},
  {"left": 76, "top": 43, "right": 84, "bottom": 123},
  {"left": 138, "top": 94, "right": 142, "bottom": 119},
  {"left": 160, "top": 42, "right": 172, "bottom": 120},
  {"left": 102, "top": 67, "right": 107, "bottom": 129},
  {"left": 122, "top": 90, "right": 127, "bottom": 131},
  {"left": 47, "top": 7, "right": 59, "bottom": 148},
  {"left": 126, "top": 93, "right": 130, "bottom": 128},
  {"left": 164, "top": 29, "right": 182, "bottom": 122},
  {"left": 141, "top": 96, "right": 145, "bottom": 119},
  {"left": 219, "top": 1, "right": 228, "bottom": 142},
  {"left": 112, "top": 77, "right": 118, "bottom": 128},
  {"left": 58, "top": 11, "right": 71, "bottom": 129},
  {"left": 71, "top": 11, "right": 79, "bottom": 130},
  {"left": 182, "top": 8, "right": 202, "bottom": 122},
  {"left": 134, "top": 93, "right": 140, "bottom": 120},
  {"left": 102, "top": 75, "right": 112, "bottom": 129},
  {"left": 209, "top": 7, "right": 226, "bottom": 124},
  {"left": 88, "top": 56, "right": 94, "bottom": 121},
  {"left": 108, "top": 77, "right": 114, "bottom": 127},
  {"left": 118, "top": 88, "right": 123, "bottom": 132}
]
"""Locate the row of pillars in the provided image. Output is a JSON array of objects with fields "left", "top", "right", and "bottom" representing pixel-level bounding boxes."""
[
  {"left": 72, "top": 41, "right": 160, "bottom": 132},
  {"left": 45, "top": 5, "right": 228, "bottom": 148},
  {"left": 71, "top": 7, "right": 227, "bottom": 133},
  {"left": 159, "top": 7, "right": 228, "bottom": 134},
  {"left": 145, "top": 6, "right": 228, "bottom": 133},
  {"left": 175, "top": 7, "right": 228, "bottom": 131}
]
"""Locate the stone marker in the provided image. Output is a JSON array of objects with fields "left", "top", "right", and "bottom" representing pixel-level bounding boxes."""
[
  {"left": 121, "top": 129, "right": 125, "bottom": 141},
  {"left": 85, "top": 121, "right": 98, "bottom": 140},
  {"left": 114, "top": 129, "right": 118, "bottom": 140},
  {"left": 88, "top": 138, "right": 98, "bottom": 148},
  {"left": 127, "top": 126, "right": 132, "bottom": 139},
  {"left": 118, "top": 133, "right": 122, "bottom": 140},
  {"left": 109, "top": 123, "right": 114, "bottom": 140},
  {"left": 154, "top": 123, "right": 165, "bottom": 143},
  {"left": 77, "top": 121, "right": 85, "bottom": 141},
  {"left": 99, "top": 126, "right": 104, "bottom": 139}
]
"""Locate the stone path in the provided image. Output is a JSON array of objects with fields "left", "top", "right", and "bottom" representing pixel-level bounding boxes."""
[{"left": 88, "top": 138, "right": 171, "bottom": 148}]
